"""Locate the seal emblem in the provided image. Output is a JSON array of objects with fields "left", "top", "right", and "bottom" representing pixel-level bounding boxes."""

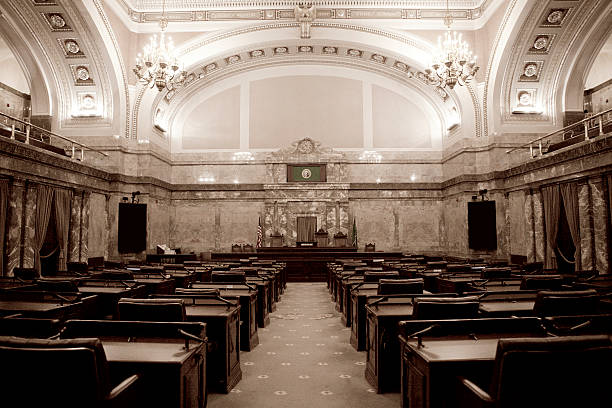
[{"left": 301, "top": 168, "right": 312, "bottom": 179}]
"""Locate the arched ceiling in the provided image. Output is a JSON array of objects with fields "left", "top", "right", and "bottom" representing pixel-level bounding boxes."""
[{"left": 0, "top": 0, "right": 610, "bottom": 153}]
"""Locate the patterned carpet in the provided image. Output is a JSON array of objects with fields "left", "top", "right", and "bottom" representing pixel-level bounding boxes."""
[{"left": 208, "top": 282, "right": 399, "bottom": 408}]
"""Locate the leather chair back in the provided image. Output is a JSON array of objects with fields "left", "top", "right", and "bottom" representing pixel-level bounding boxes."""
[
  {"left": 533, "top": 289, "right": 599, "bottom": 317},
  {"left": 412, "top": 296, "right": 480, "bottom": 320},
  {"left": 118, "top": 298, "right": 186, "bottom": 322},
  {"left": 363, "top": 271, "right": 400, "bottom": 283},
  {"left": 0, "top": 336, "right": 112, "bottom": 406},
  {"left": 377, "top": 278, "right": 424, "bottom": 295},
  {"left": 490, "top": 335, "right": 612, "bottom": 407},
  {"left": 211, "top": 271, "right": 246, "bottom": 283},
  {"left": 520, "top": 274, "right": 563, "bottom": 290}
]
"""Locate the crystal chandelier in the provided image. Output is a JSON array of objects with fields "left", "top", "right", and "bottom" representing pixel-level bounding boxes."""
[
  {"left": 133, "top": 0, "right": 184, "bottom": 92},
  {"left": 425, "top": 0, "right": 479, "bottom": 90}
]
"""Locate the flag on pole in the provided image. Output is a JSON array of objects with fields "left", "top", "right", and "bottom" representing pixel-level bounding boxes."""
[
  {"left": 352, "top": 218, "right": 357, "bottom": 248},
  {"left": 256, "top": 216, "right": 263, "bottom": 248}
]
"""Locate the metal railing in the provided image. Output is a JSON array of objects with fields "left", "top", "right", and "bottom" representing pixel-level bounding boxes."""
[
  {"left": 0, "top": 112, "right": 108, "bottom": 160},
  {"left": 506, "top": 107, "right": 612, "bottom": 158}
]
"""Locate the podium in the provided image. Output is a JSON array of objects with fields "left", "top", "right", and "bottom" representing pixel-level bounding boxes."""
[
  {"left": 315, "top": 230, "right": 329, "bottom": 247},
  {"left": 333, "top": 232, "right": 348, "bottom": 247},
  {"left": 269, "top": 234, "right": 283, "bottom": 247}
]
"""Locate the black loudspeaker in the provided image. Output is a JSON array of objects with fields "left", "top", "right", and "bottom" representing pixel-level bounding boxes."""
[
  {"left": 118, "top": 203, "right": 147, "bottom": 253},
  {"left": 468, "top": 201, "right": 497, "bottom": 251}
]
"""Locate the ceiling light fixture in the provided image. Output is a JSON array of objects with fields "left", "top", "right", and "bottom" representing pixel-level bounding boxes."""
[
  {"left": 133, "top": 0, "right": 184, "bottom": 91},
  {"left": 425, "top": 0, "right": 479, "bottom": 90}
]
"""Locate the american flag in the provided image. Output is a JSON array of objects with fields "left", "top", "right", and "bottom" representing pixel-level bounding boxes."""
[{"left": 256, "top": 216, "right": 263, "bottom": 248}]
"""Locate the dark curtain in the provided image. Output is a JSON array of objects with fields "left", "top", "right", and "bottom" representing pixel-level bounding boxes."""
[
  {"left": 54, "top": 189, "right": 72, "bottom": 272},
  {"left": 542, "top": 185, "right": 560, "bottom": 269},
  {"left": 34, "top": 185, "right": 54, "bottom": 275},
  {"left": 560, "top": 183, "right": 581, "bottom": 270},
  {"left": 297, "top": 216, "right": 316, "bottom": 242},
  {"left": 0, "top": 179, "right": 8, "bottom": 276}
]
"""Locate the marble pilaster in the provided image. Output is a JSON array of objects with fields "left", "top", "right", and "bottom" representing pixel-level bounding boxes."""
[
  {"left": 6, "top": 180, "right": 24, "bottom": 275},
  {"left": 589, "top": 178, "right": 609, "bottom": 274},
  {"left": 578, "top": 183, "right": 594, "bottom": 270},
  {"left": 104, "top": 194, "right": 111, "bottom": 260},
  {"left": 503, "top": 193, "right": 511, "bottom": 257},
  {"left": 325, "top": 204, "right": 334, "bottom": 236},
  {"left": 69, "top": 193, "right": 82, "bottom": 263},
  {"left": 393, "top": 209, "right": 400, "bottom": 250},
  {"left": 214, "top": 205, "right": 221, "bottom": 250},
  {"left": 524, "top": 192, "right": 535, "bottom": 263},
  {"left": 79, "top": 192, "right": 90, "bottom": 262},
  {"left": 533, "top": 190, "right": 545, "bottom": 263},
  {"left": 22, "top": 185, "right": 37, "bottom": 269}
]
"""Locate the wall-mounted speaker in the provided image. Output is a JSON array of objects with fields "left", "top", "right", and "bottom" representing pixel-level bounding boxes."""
[
  {"left": 118, "top": 203, "right": 147, "bottom": 253},
  {"left": 467, "top": 201, "right": 497, "bottom": 251}
]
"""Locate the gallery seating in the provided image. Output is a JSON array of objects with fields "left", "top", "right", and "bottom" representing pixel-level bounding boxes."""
[
  {"left": 0, "top": 336, "right": 140, "bottom": 407},
  {"left": 117, "top": 298, "right": 186, "bottom": 322},
  {"left": 455, "top": 335, "right": 612, "bottom": 407}
]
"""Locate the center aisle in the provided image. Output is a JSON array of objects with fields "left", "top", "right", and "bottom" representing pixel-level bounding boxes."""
[{"left": 209, "top": 282, "right": 399, "bottom": 408}]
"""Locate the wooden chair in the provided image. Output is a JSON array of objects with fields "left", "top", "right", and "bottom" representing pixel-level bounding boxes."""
[
  {"left": 412, "top": 296, "right": 480, "bottom": 320},
  {"left": 117, "top": 298, "right": 186, "bottom": 322},
  {"left": 231, "top": 244, "right": 242, "bottom": 253},
  {"left": 0, "top": 336, "right": 140, "bottom": 408},
  {"left": 67, "top": 262, "right": 89, "bottom": 274},
  {"left": 456, "top": 335, "right": 612, "bottom": 407},
  {"left": 13, "top": 267, "right": 37, "bottom": 280},
  {"left": 364, "top": 243, "right": 375, "bottom": 252},
  {"left": 242, "top": 244, "right": 254, "bottom": 253},
  {"left": 35, "top": 278, "right": 79, "bottom": 292}
]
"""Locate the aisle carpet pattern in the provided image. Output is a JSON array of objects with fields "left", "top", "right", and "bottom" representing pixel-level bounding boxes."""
[{"left": 209, "top": 282, "right": 399, "bottom": 408}]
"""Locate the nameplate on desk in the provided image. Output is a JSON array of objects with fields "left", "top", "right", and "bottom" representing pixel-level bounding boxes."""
[{"left": 301, "top": 243, "right": 314, "bottom": 247}]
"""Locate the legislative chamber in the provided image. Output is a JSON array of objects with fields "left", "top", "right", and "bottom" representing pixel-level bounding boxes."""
[{"left": 0, "top": 1, "right": 611, "bottom": 407}]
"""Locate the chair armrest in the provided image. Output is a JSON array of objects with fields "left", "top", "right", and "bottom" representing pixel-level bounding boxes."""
[
  {"left": 455, "top": 376, "right": 495, "bottom": 408},
  {"left": 106, "top": 374, "right": 140, "bottom": 405}
]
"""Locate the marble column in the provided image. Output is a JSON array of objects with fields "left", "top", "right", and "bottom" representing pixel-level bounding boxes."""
[
  {"left": 79, "top": 192, "right": 90, "bottom": 262},
  {"left": 325, "top": 204, "right": 334, "bottom": 235},
  {"left": 69, "top": 192, "right": 82, "bottom": 263},
  {"left": 589, "top": 178, "right": 609, "bottom": 274},
  {"left": 578, "top": 182, "right": 594, "bottom": 270},
  {"left": 524, "top": 191, "right": 535, "bottom": 263},
  {"left": 533, "top": 190, "right": 545, "bottom": 263},
  {"left": 6, "top": 180, "right": 25, "bottom": 275},
  {"left": 503, "top": 193, "right": 511, "bottom": 258},
  {"left": 335, "top": 201, "right": 340, "bottom": 233},
  {"left": 22, "top": 184, "right": 37, "bottom": 269},
  {"left": 278, "top": 203, "right": 288, "bottom": 241}
]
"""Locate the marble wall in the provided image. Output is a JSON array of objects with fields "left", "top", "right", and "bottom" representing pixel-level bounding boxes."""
[{"left": 88, "top": 193, "right": 107, "bottom": 258}]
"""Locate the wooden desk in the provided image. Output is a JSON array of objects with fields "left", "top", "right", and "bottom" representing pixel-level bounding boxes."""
[
  {"left": 245, "top": 278, "right": 271, "bottom": 327},
  {"left": 349, "top": 284, "right": 379, "bottom": 351},
  {"left": 132, "top": 276, "right": 176, "bottom": 295},
  {"left": 104, "top": 341, "right": 205, "bottom": 408},
  {"left": 479, "top": 300, "right": 535, "bottom": 316},
  {"left": 78, "top": 281, "right": 147, "bottom": 318},
  {"left": 0, "top": 300, "right": 79, "bottom": 320},
  {"left": 365, "top": 301, "right": 415, "bottom": 393},
  {"left": 185, "top": 303, "right": 241, "bottom": 393},
  {"left": 190, "top": 283, "right": 260, "bottom": 351}
]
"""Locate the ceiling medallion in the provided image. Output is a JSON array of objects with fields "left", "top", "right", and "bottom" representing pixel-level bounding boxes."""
[
  {"left": 323, "top": 46, "right": 337, "bottom": 54},
  {"left": 274, "top": 47, "right": 289, "bottom": 55},
  {"left": 49, "top": 14, "right": 65, "bottom": 28},
  {"left": 519, "top": 61, "right": 542, "bottom": 82},
  {"left": 65, "top": 40, "right": 80, "bottom": 54},
  {"left": 76, "top": 66, "right": 90, "bottom": 81},
  {"left": 298, "top": 46, "right": 313, "bottom": 53},
  {"left": 347, "top": 49, "right": 362, "bottom": 57},
  {"left": 371, "top": 54, "right": 386, "bottom": 64},
  {"left": 250, "top": 49, "right": 265, "bottom": 58},
  {"left": 226, "top": 55, "right": 241, "bottom": 64},
  {"left": 541, "top": 9, "right": 569, "bottom": 27}
]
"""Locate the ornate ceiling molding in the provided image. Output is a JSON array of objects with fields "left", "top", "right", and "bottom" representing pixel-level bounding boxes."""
[{"left": 112, "top": 0, "right": 497, "bottom": 25}]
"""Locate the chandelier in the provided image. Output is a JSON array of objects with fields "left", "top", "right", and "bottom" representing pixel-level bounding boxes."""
[
  {"left": 133, "top": 0, "right": 184, "bottom": 92},
  {"left": 425, "top": 0, "right": 479, "bottom": 90}
]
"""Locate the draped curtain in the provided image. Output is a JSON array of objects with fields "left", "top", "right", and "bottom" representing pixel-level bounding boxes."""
[
  {"left": 560, "top": 183, "right": 581, "bottom": 271},
  {"left": 0, "top": 180, "right": 8, "bottom": 276},
  {"left": 297, "top": 216, "right": 316, "bottom": 242},
  {"left": 54, "top": 189, "right": 72, "bottom": 272},
  {"left": 34, "top": 185, "right": 54, "bottom": 275},
  {"left": 541, "top": 185, "right": 560, "bottom": 269}
]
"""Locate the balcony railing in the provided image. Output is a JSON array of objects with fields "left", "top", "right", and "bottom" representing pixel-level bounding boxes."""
[
  {"left": 0, "top": 112, "right": 108, "bottom": 161},
  {"left": 506, "top": 107, "right": 612, "bottom": 158}
]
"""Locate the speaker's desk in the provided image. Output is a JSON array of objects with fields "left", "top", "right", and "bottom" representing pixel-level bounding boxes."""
[
  {"left": 104, "top": 341, "right": 205, "bottom": 408},
  {"left": 189, "top": 283, "right": 259, "bottom": 351},
  {"left": 184, "top": 300, "right": 242, "bottom": 393}
]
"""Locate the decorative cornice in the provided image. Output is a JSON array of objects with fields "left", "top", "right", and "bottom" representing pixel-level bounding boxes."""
[{"left": 115, "top": 0, "right": 494, "bottom": 23}]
